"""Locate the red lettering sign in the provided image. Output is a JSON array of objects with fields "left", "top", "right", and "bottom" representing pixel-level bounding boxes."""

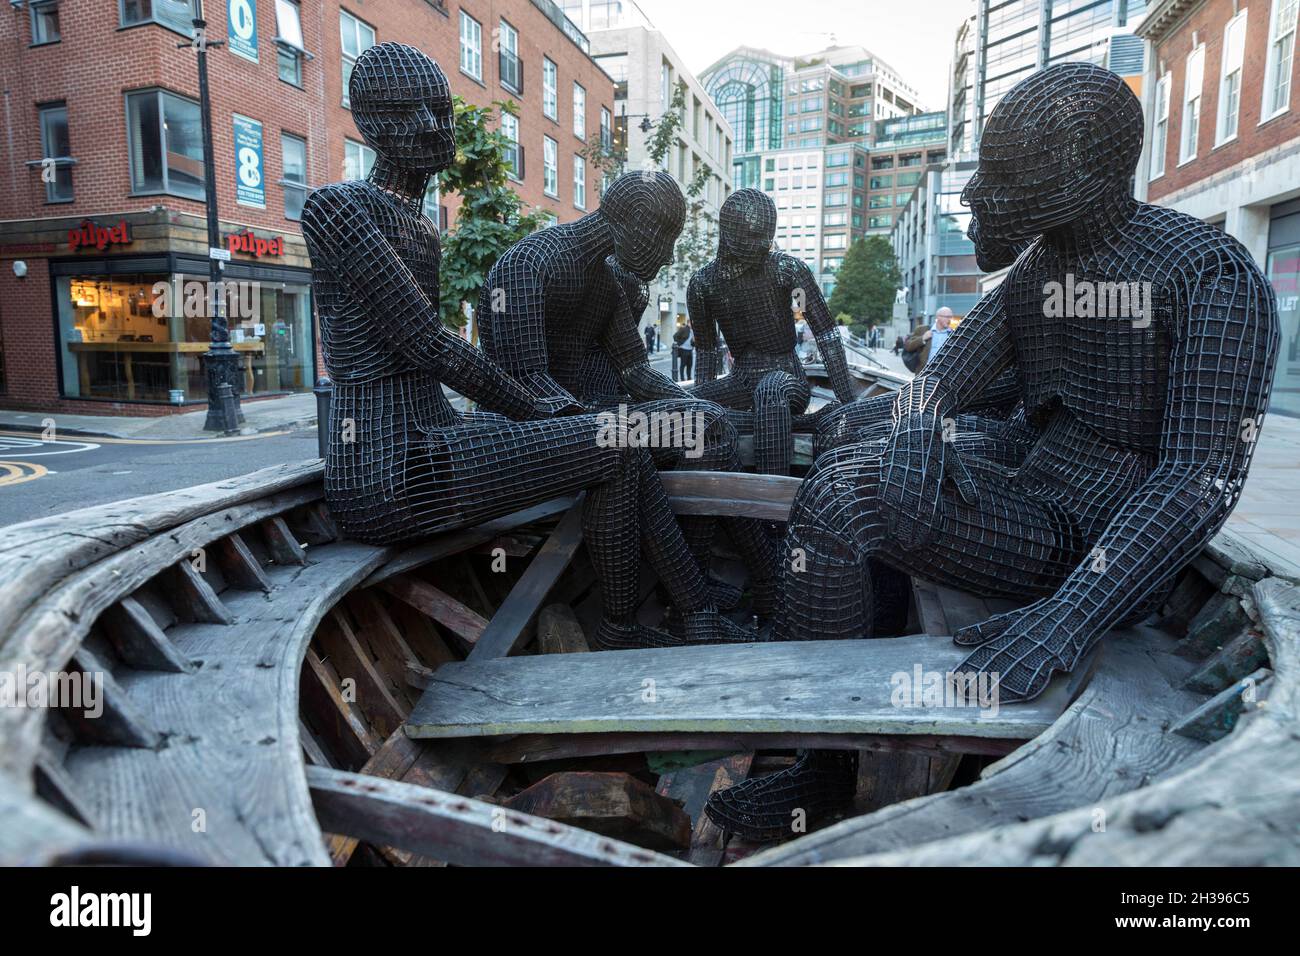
[
  {"left": 67, "top": 219, "right": 132, "bottom": 251},
  {"left": 224, "top": 229, "right": 284, "bottom": 258}
]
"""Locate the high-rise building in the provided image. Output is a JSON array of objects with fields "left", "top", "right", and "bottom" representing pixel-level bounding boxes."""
[
  {"left": 892, "top": 160, "right": 982, "bottom": 324},
  {"left": 960, "top": 0, "right": 1151, "bottom": 154},
  {"left": 701, "top": 45, "right": 930, "bottom": 295},
  {"left": 560, "top": 0, "right": 735, "bottom": 344},
  {"left": 0, "top": 0, "right": 614, "bottom": 417}
]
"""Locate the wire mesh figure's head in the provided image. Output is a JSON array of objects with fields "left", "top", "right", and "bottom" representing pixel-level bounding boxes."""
[
  {"left": 599, "top": 172, "right": 686, "bottom": 281},
  {"left": 962, "top": 63, "right": 1143, "bottom": 243},
  {"left": 968, "top": 209, "right": 1026, "bottom": 272},
  {"left": 349, "top": 43, "right": 455, "bottom": 174},
  {"left": 718, "top": 189, "right": 776, "bottom": 266}
]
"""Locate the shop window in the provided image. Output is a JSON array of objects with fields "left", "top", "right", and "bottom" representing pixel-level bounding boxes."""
[
  {"left": 340, "top": 9, "right": 376, "bottom": 108},
  {"left": 39, "top": 103, "right": 73, "bottom": 203},
  {"left": 126, "top": 89, "right": 204, "bottom": 200},
  {"left": 281, "top": 133, "right": 307, "bottom": 220},
  {"left": 56, "top": 272, "right": 314, "bottom": 403},
  {"left": 120, "top": 0, "right": 195, "bottom": 34},
  {"left": 1267, "top": 243, "right": 1300, "bottom": 415},
  {"left": 275, "top": 0, "right": 307, "bottom": 87},
  {"left": 30, "top": 0, "right": 60, "bottom": 44}
]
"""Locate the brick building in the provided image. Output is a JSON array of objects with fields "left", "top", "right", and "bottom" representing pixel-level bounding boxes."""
[
  {"left": 0, "top": 0, "right": 614, "bottom": 416},
  {"left": 1136, "top": 0, "right": 1300, "bottom": 415}
]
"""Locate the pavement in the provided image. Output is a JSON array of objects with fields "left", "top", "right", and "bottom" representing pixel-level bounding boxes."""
[
  {"left": 0, "top": 392, "right": 318, "bottom": 441},
  {"left": 1225, "top": 413, "right": 1300, "bottom": 574}
]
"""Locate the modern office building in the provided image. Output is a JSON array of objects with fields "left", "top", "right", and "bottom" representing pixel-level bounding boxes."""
[
  {"left": 700, "top": 45, "right": 931, "bottom": 295},
  {"left": 1136, "top": 0, "right": 1300, "bottom": 415},
  {"left": 562, "top": 0, "right": 735, "bottom": 343},
  {"left": 959, "top": 0, "right": 1151, "bottom": 155},
  {"left": 0, "top": 0, "right": 614, "bottom": 417},
  {"left": 891, "top": 159, "right": 982, "bottom": 325}
]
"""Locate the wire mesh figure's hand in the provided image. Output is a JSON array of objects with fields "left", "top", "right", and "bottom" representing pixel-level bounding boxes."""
[
  {"left": 880, "top": 411, "right": 979, "bottom": 551},
  {"left": 951, "top": 596, "right": 1084, "bottom": 702},
  {"left": 530, "top": 395, "right": 589, "bottom": 418}
]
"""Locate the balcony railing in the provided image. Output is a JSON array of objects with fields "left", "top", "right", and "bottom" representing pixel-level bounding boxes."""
[{"left": 499, "top": 49, "right": 523, "bottom": 95}]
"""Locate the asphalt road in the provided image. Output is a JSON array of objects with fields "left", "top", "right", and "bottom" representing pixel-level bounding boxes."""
[{"left": 0, "top": 428, "right": 321, "bottom": 529}]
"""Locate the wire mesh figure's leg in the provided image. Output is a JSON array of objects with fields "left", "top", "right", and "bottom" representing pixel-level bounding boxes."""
[
  {"left": 752, "top": 370, "right": 810, "bottom": 476},
  {"left": 814, "top": 393, "right": 894, "bottom": 456},
  {"left": 708, "top": 443, "right": 1079, "bottom": 842}
]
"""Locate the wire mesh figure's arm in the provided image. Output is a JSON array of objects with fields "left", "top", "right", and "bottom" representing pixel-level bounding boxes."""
[
  {"left": 779, "top": 255, "right": 855, "bottom": 405},
  {"left": 688, "top": 275, "right": 722, "bottom": 385},
  {"left": 479, "top": 250, "right": 587, "bottom": 415},
  {"left": 301, "top": 186, "right": 540, "bottom": 421},
  {"left": 958, "top": 248, "right": 1279, "bottom": 700},
  {"left": 603, "top": 256, "right": 690, "bottom": 403}
]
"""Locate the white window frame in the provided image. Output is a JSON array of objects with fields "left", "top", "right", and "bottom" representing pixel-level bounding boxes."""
[
  {"left": 543, "top": 135, "right": 558, "bottom": 197},
  {"left": 498, "top": 19, "right": 521, "bottom": 94},
  {"left": 573, "top": 154, "right": 586, "bottom": 209},
  {"left": 1151, "top": 72, "right": 1170, "bottom": 179},
  {"left": 459, "top": 11, "right": 483, "bottom": 81},
  {"left": 344, "top": 137, "right": 375, "bottom": 181},
  {"left": 340, "top": 10, "right": 376, "bottom": 108},
  {"left": 1217, "top": 11, "right": 1249, "bottom": 145},
  {"left": 573, "top": 83, "right": 586, "bottom": 140},
  {"left": 1180, "top": 45, "right": 1205, "bottom": 165},
  {"left": 501, "top": 112, "right": 521, "bottom": 181},
  {"left": 1261, "top": 0, "right": 1298, "bottom": 122},
  {"left": 543, "top": 58, "right": 558, "bottom": 120}
]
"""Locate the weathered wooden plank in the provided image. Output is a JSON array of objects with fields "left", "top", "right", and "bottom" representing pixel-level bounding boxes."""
[
  {"left": 362, "top": 497, "right": 578, "bottom": 587},
  {"left": 1182, "top": 628, "right": 1268, "bottom": 694},
  {"left": 262, "top": 515, "right": 308, "bottom": 565},
  {"left": 313, "top": 610, "right": 406, "bottom": 740},
  {"left": 537, "top": 604, "right": 590, "bottom": 655},
  {"left": 381, "top": 574, "right": 488, "bottom": 646},
  {"left": 213, "top": 533, "right": 272, "bottom": 592},
  {"left": 342, "top": 591, "right": 423, "bottom": 708},
  {"left": 741, "top": 625, "right": 1208, "bottom": 866},
  {"left": 0, "top": 776, "right": 92, "bottom": 866},
  {"left": 1171, "top": 668, "right": 1271, "bottom": 742},
  {"left": 911, "top": 581, "right": 948, "bottom": 636},
  {"left": 504, "top": 771, "right": 691, "bottom": 851},
  {"left": 407, "top": 635, "right": 1073, "bottom": 741},
  {"left": 656, "top": 752, "right": 754, "bottom": 866},
  {"left": 34, "top": 756, "right": 96, "bottom": 828},
  {"left": 301, "top": 650, "right": 379, "bottom": 768},
  {"left": 659, "top": 471, "right": 801, "bottom": 521},
  {"left": 99, "top": 597, "right": 194, "bottom": 674},
  {"left": 62, "top": 646, "right": 161, "bottom": 749},
  {"left": 307, "top": 767, "right": 689, "bottom": 867},
  {"left": 169, "top": 560, "right": 234, "bottom": 625},
  {"left": 469, "top": 501, "right": 585, "bottom": 661}
]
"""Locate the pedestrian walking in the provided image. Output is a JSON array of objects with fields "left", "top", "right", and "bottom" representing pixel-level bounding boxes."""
[
  {"left": 644, "top": 324, "right": 656, "bottom": 356},
  {"left": 903, "top": 306, "right": 955, "bottom": 371}
]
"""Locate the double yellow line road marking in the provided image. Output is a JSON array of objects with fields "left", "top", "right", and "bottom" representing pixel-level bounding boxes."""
[{"left": 0, "top": 461, "right": 48, "bottom": 488}]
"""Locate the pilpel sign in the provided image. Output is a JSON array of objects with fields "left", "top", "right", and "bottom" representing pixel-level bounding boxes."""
[
  {"left": 225, "top": 229, "right": 285, "bottom": 258},
  {"left": 67, "top": 219, "right": 132, "bottom": 251}
]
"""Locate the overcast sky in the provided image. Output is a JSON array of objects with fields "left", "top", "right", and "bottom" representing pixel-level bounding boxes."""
[{"left": 633, "top": 0, "right": 974, "bottom": 111}]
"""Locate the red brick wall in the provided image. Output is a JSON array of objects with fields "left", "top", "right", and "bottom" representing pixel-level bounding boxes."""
[
  {"left": 0, "top": 0, "right": 613, "bottom": 414},
  {"left": 1148, "top": 0, "right": 1300, "bottom": 202}
]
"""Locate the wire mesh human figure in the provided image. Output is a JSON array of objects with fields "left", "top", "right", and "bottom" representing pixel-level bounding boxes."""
[
  {"left": 705, "top": 62, "right": 1279, "bottom": 841},
  {"left": 299, "top": 43, "right": 746, "bottom": 650},
  {"left": 687, "top": 189, "right": 858, "bottom": 476},
  {"left": 477, "top": 172, "right": 779, "bottom": 621}
]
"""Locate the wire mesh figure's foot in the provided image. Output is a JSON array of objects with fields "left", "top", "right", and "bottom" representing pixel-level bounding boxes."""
[
  {"left": 704, "top": 750, "right": 858, "bottom": 842},
  {"left": 682, "top": 608, "right": 760, "bottom": 645},
  {"left": 708, "top": 579, "right": 743, "bottom": 611},
  {"left": 591, "top": 620, "right": 689, "bottom": 651}
]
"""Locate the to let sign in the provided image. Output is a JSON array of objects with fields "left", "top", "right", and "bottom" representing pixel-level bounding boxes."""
[
  {"left": 233, "top": 114, "right": 266, "bottom": 209},
  {"left": 228, "top": 0, "right": 258, "bottom": 62}
]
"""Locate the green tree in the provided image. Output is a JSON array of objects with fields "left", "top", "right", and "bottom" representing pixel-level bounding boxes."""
[
  {"left": 640, "top": 85, "right": 715, "bottom": 287},
  {"left": 437, "top": 97, "right": 547, "bottom": 326},
  {"left": 828, "top": 236, "right": 900, "bottom": 333}
]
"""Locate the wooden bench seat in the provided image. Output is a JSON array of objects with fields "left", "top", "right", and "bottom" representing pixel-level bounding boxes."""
[{"left": 405, "top": 634, "right": 1081, "bottom": 752}]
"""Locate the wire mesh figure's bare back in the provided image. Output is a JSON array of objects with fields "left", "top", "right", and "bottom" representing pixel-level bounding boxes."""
[{"left": 689, "top": 189, "right": 858, "bottom": 475}]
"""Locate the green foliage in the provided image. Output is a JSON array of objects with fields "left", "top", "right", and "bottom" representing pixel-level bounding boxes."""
[
  {"left": 437, "top": 97, "right": 547, "bottom": 326},
  {"left": 828, "top": 236, "right": 901, "bottom": 331},
  {"left": 834, "top": 311, "right": 853, "bottom": 327}
]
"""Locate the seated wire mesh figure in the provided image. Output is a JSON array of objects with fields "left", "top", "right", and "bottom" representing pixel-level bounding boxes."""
[
  {"left": 299, "top": 44, "right": 742, "bottom": 651},
  {"left": 705, "top": 62, "right": 1279, "bottom": 841},
  {"left": 688, "top": 189, "right": 858, "bottom": 476},
  {"left": 477, "top": 173, "right": 779, "bottom": 623}
]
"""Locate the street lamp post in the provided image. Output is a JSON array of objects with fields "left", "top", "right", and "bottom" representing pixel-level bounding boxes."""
[{"left": 187, "top": 0, "right": 242, "bottom": 433}]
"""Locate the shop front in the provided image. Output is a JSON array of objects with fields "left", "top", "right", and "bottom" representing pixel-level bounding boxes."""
[
  {"left": 1267, "top": 199, "right": 1300, "bottom": 418},
  {"left": 52, "top": 254, "right": 314, "bottom": 405}
]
